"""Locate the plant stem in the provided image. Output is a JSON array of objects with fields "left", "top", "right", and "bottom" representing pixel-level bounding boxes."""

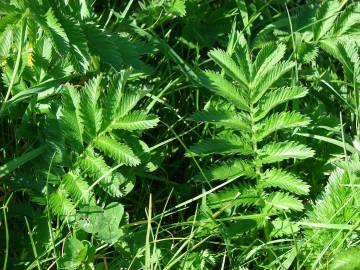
[{"left": 0, "top": 17, "right": 27, "bottom": 114}]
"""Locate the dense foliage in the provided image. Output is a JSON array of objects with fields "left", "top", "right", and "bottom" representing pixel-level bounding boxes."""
[{"left": 1, "top": 0, "right": 360, "bottom": 269}]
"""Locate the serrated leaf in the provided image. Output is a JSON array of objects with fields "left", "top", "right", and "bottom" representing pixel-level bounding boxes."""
[
  {"left": 116, "top": 88, "right": 147, "bottom": 118},
  {"left": 259, "top": 168, "right": 310, "bottom": 195},
  {"left": 254, "top": 86, "right": 308, "bottom": 121},
  {"left": 313, "top": 0, "right": 341, "bottom": 41},
  {"left": 82, "top": 23, "right": 123, "bottom": 70},
  {"left": 265, "top": 192, "right": 303, "bottom": 211},
  {"left": 208, "top": 185, "right": 259, "bottom": 208},
  {"left": 49, "top": 186, "right": 76, "bottom": 216},
  {"left": 191, "top": 109, "right": 251, "bottom": 131},
  {"left": 208, "top": 48, "right": 249, "bottom": 86},
  {"left": 79, "top": 76, "right": 102, "bottom": 142},
  {"left": 101, "top": 74, "right": 126, "bottom": 130},
  {"left": 255, "top": 112, "right": 310, "bottom": 141},
  {"left": 187, "top": 133, "right": 252, "bottom": 157},
  {"left": 257, "top": 141, "right": 314, "bottom": 164},
  {"left": 77, "top": 150, "right": 121, "bottom": 197},
  {"left": 194, "top": 159, "right": 255, "bottom": 182},
  {"left": 61, "top": 86, "right": 83, "bottom": 151},
  {"left": 93, "top": 135, "right": 140, "bottom": 166},
  {"left": 252, "top": 43, "right": 286, "bottom": 82},
  {"left": 332, "top": 3, "right": 360, "bottom": 38},
  {"left": 60, "top": 15, "right": 90, "bottom": 73},
  {"left": 112, "top": 111, "right": 159, "bottom": 131},
  {"left": 251, "top": 61, "right": 295, "bottom": 104},
  {"left": 202, "top": 71, "right": 249, "bottom": 111},
  {"left": 167, "top": 0, "right": 186, "bottom": 17},
  {"left": 63, "top": 172, "right": 90, "bottom": 204},
  {"left": 44, "top": 8, "right": 69, "bottom": 55},
  {"left": 0, "top": 28, "right": 13, "bottom": 58},
  {"left": 330, "top": 247, "right": 360, "bottom": 270}
]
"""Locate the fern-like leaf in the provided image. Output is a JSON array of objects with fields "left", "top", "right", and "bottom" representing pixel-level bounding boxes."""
[
  {"left": 112, "top": 111, "right": 159, "bottom": 131},
  {"left": 252, "top": 43, "right": 286, "bottom": 82},
  {"left": 116, "top": 88, "right": 148, "bottom": 118},
  {"left": 208, "top": 48, "right": 249, "bottom": 86},
  {"left": 332, "top": 3, "right": 360, "bottom": 38},
  {"left": 187, "top": 134, "right": 252, "bottom": 157},
  {"left": 79, "top": 76, "right": 102, "bottom": 142},
  {"left": 257, "top": 141, "right": 315, "bottom": 164},
  {"left": 93, "top": 135, "right": 140, "bottom": 166},
  {"left": 61, "top": 86, "right": 83, "bottom": 151},
  {"left": 49, "top": 186, "right": 76, "bottom": 216},
  {"left": 255, "top": 112, "right": 310, "bottom": 141},
  {"left": 101, "top": 75, "right": 125, "bottom": 131},
  {"left": 208, "top": 185, "right": 259, "bottom": 209},
  {"left": 265, "top": 192, "right": 303, "bottom": 211},
  {"left": 63, "top": 172, "right": 90, "bottom": 204},
  {"left": 251, "top": 61, "right": 296, "bottom": 104},
  {"left": 191, "top": 110, "right": 251, "bottom": 131},
  {"left": 202, "top": 71, "right": 249, "bottom": 111},
  {"left": 254, "top": 86, "right": 308, "bottom": 121},
  {"left": 259, "top": 168, "right": 310, "bottom": 195},
  {"left": 44, "top": 8, "right": 69, "bottom": 55},
  {"left": 77, "top": 150, "right": 121, "bottom": 197}
]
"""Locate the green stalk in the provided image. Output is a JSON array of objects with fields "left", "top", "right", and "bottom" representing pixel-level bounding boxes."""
[
  {"left": 2, "top": 193, "right": 13, "bottom": 270},
  {"left": 0, "top": 17, "right": 27, "bottom": 114}
]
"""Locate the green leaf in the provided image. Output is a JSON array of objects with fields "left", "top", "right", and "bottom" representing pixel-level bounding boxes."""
[
  {"left": 79, "top": 76, "right": 102, "bottom": 142},
  {"left": 1, "top": 75, "right": 73, "bottom": 116},
  {"left": 59, "top": 15, "right": 90, "bottom": 73},
  {"left": 187, "top": 133, "right": 252, "bottom": 157},
  {"left": 63, "top": 172, "right": 90, "bottom": 204},
  {"left": 265, "top": 192, "right": 303, "bottom": 211},
  {"left": 332, "top": 3, "right": 360, "bottom": 37},
  {"left": 208, "top": 185, "right": 259, "bottom": 208},
  {"left": 255, "top": 112, "right": 310, "bottom": 141},
  {"left": 259, "top": 168, "right": 310, "bottom": 195},
  {"left": 61, "top": 86, "right": 83, "bottom": 151},
  {"left": 191, "top": 109, "right": 251, "bottom": 131},
  {"left": 194, "top": 159, "right": 255, "bottom": 182},
  {"left": 0, "top": 28, "right": 13, "bottom": 58},
  {"left": 115, "top": 88, "right": 147, "bottom": 118},
  {"left": 49, "top": 186, "right": 76, "bottom": 216},
  {"left": 257, "top": 141, "right": 315, "bottom": 164},
  {"left": 82, "top": 23, "right": 123, "bottom": 70},
  {"left": 101, "top": 74, "right": 126, "bottom": 131},
  {"left": 330, "top": 247, "right": 360, "bottom": 270},
  {"left": 251, "top": 61, "right": 295, "bottom": 104},
  {"left": 254, "top": 86, "right": 308, "bottom": 121},
  {"left": 208, "top": 48, "right": 249, "bottom": 86},
  {"left": 112, "top": 111, "right": 159, "bottom": 131},
  {"left": 202, "top": 71, "right": 249, "bottom": 111},
  {"left": 59, "top": 237, "right": 95, "bottom": 269},
  {"left": 313, "top": 0, "right": 341, "bottom": 41},
  {"left": 252, "top": 43, "right": 286, "bottom": 82},
  {"left": 77, "top": 150, "right": 121, "bottom": 196},
  {"left": 44, "top": 8, "right": 69, "bottom": 55},
  {"left": 77, "top": 203, "right": 125, "bottom": 244},
  {"left": 167, "top": 0, "right": 186, "bottom": 17},
  {"left": 270, "top": 218, "right": 300, "bottom": 238},
  {"left": 93, "top": 135, "right": 140, "bottom": 166}
]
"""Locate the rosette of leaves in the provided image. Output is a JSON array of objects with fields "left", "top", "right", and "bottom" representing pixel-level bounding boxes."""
[
  {"left": 46, "top": 72, "right": 159, "bottom": 217},
  {"left": 188, "top": 34, "right": 314, "bottom": 230}
]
